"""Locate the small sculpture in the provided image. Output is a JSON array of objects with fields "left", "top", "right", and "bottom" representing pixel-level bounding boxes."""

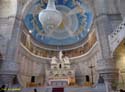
[
  {"left": 51, "top": 56, "right": 57, "bottom": 64},
  {"left": 63, "top": 56, "right": 70, "bottom": 64},
  {"left": 59, "top": 51, "right": 63, "bottom": 61}
]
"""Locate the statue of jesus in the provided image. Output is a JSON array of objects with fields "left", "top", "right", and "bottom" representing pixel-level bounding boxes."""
[{"left": 59, "top": 51, "right": 63, "bottom": 61}]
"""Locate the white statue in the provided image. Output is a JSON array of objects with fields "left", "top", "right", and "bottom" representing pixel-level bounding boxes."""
[
  {"left": 63, "top": 56, "right": 70, "bottom": 64},
  {"left": 51, "top": 56, "right": 57, "bottom": 64},
  {"left": 59, "top": 51, "right": 63, "bottom": 61}
]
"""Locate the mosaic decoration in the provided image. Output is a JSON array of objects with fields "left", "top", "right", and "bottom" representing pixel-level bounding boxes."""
[{"left": 24, "top": 0, "right": 93, "bottom": 45}]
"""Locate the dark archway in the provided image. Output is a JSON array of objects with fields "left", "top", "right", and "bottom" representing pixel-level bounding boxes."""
[
  {"left": 59, "top": 64, "right": 62, "bottom": 69},
  {"left": 0, "top": 52, "right": 3, "bottom": 62},
  {"left": 85, "top": 75, "right": 90, "bottom": 82}
]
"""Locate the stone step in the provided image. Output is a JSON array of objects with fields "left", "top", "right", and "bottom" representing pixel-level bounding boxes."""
[
  {"left": 21, "top": 86, "right": 106, "bottom": 92},
  {"left": 21, "top": 87, "right": 50, "bottom": 92}
]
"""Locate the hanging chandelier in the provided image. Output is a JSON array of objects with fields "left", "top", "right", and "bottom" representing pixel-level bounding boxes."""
[{"left": 39, "top": 0, "right": 62, "bottom": 31}]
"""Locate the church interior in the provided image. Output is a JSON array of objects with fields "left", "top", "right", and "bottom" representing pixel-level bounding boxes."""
[{"left": 0, "top": 0, "right": 125, "bottom": 92}]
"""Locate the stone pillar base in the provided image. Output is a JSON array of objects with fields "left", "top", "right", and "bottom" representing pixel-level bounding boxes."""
[
  {"left": 99, "top": 69, "right": 119, "bottom": 90},
  {"left": 97, "top": 58, "right": 119, "bottom": 91}
]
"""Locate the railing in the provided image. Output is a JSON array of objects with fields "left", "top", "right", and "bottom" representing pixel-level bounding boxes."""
[
  {"left": 19, "top": 43, "right": 51, "bottom": 62},
  {"left": 20, "top": 29, "right": 97, "bottom": 58},
  {"left": 108, "top": 18, "right": 125, "bottom": 53}
]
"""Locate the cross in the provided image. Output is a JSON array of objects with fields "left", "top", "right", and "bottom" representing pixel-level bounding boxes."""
[{"left": 89, "top": 64, "right": 95, "bottom": 85}]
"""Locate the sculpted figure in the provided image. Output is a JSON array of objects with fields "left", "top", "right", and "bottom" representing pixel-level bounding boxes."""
[
  {"left": 59, "top": 51, "right": 63, "bottom": 61},
  {"left": 51, "top": 56, "right": 57, "bottom": 64}
]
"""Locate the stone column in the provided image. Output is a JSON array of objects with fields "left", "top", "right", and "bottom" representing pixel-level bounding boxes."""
[
  {"left": 0, "top": 9, "right": 21, "bottom": 88},
  {"left": 94, "top": 0, "right": 119, "bottom": 91},
  {"left": 97, "top": 58, "right": 118, "bottom": 92}
]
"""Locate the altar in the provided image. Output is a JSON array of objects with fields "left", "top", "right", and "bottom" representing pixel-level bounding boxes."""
[
  {"left": 46, "top": 51, "right": 75, "bottom": 87},
  {"left": 49, "top": 79, "right": 69, "bottom": 87}
]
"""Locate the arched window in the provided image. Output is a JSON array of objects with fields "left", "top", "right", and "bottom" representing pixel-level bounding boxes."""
[
  {"left": 85, "top": 75, "right": 90, "bottom": 82},
  {"left": 59, "top": 64, "right": 62, "bottom": 69}
]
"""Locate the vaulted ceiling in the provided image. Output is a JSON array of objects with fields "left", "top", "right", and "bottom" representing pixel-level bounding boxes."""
[{"left": 23, "top": 0, "right": 93, "bottom": 46}]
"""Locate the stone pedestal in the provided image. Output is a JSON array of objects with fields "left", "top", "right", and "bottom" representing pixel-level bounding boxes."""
[{"left": 97, "top": 58, "right": 119, "bottom": 92}]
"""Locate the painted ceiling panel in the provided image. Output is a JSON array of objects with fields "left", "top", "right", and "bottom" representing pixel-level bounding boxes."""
[{"left": 23, "top": 0, "right": 93, "bottom": 46}]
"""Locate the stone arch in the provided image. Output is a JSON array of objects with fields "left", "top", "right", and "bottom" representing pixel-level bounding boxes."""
[{"left": 113, "top": 39, "right": 125, "bottom": 89}]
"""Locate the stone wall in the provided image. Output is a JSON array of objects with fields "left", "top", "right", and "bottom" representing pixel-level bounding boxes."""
[
  {"left": 0, "top": 0, "right": 17, "bottom": 17},
  {"left": 0, "top": 0, "right": 17, "bottom": 60}
]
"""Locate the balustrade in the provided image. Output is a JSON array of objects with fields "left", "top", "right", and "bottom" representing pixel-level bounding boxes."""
[{"left": 20, "top": 30, "right": 96, "bottom": 58}]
